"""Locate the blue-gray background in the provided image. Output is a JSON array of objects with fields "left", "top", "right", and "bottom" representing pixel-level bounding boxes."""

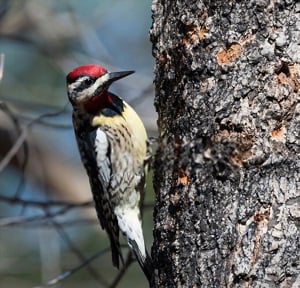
[{"left": 0, "top": 1, "right": 156, "bottom": 287}]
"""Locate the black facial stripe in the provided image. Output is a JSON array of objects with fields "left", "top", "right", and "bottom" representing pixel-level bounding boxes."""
[
  {"left": 91, "top": 83, "right": 106, "bottom": 97},
  {"left": 72, "top": 75, "right": 97, "bottom": 92}
]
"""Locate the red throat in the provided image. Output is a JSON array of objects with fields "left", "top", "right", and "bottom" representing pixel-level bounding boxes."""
[{"left": 83, "top": 88, "right": 112, "bottom": 114}]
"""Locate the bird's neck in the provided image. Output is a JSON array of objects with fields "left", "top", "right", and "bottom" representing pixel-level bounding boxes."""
[
  {"left": 76, "top": 91, "right": 124, "bottom": 118},
  {"left": 83, "top": 88, "right": 112, "bottom": 115}
]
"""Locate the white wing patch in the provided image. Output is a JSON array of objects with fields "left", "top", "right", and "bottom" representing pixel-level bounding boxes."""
[{"left": 95, "top": 128, "right": 111, "bottom": 185}]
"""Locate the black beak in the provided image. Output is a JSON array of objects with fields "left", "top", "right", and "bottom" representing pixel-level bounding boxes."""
[{"left": 108, "top": 70, "right": 135, "bottom": 84}]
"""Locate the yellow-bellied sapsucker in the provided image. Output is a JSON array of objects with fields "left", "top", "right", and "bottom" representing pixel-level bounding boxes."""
[{"left": 66, "top": 64, "right": 152, "bottom": 281}]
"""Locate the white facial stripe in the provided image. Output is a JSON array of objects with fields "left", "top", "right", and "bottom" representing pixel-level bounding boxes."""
[
  {"left": 79, "top": 73, "right": 109, "bottom": 98},
  {"left": 68, "top": 72, "right": 110, "bottom": 102},
  {"left": 68, "top": 76, "right": 90, "bottom": 91}
]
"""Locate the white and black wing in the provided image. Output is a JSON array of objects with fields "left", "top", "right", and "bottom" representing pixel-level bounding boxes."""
[{"left": 76, "top": 126, "right": 123, "bottom": 268}]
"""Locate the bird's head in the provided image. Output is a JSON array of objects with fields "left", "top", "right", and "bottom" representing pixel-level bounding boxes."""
[{"left": 66, "top": 64, "right": 134, "bottom": 114}]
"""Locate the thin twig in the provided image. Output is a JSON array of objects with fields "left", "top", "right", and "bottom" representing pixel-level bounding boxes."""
[
  {"left": 0, "top": 102, "right": 29, "bottom": 198},
  {"left": 0, "top": 128, "right": 27, "bottom": 172},
  {"left": 50, "top": 220, "right": 108, "bottom": 286},
  {"left": 0, "top": 194, "right": 93, "bottom": 208},
  {"left": 0, "top": 102, "right": 69, "bottom": 173},
  {"left": 34, "top": 247, "right": 111, "bottom": 288},
  {"left": 109, "top": 251, "right": 134, "bottom": 288},
  {"left": 0, "top": 202, "right": 92, "bottom": 227},
  {"left": 22, "top": 119, "right": 72, "bottom": 129},
  {"left": 0, "top": 95, "right": 71, "bottom": 113},
  {"left": 17, "top": 113, "right": 72, "bottom": 129},
  {"left": 8, "top": 218, "right": 98, "bottom": 228}
]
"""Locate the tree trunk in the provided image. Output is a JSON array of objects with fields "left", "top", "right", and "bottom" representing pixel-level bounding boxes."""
[{"left": 150, "top": 1, "right": 299, "bottom": 287}]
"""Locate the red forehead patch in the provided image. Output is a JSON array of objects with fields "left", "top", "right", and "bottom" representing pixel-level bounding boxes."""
[{"left": 67, "top": 64, "right": 107, "bottom": 81}]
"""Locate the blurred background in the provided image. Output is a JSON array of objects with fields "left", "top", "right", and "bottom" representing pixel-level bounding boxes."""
[{"left": 0, "top": 0, "right": 156, "bottom": 287}]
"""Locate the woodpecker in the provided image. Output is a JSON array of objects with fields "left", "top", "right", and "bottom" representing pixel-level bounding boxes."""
[{"left": 66, "top": 64, "right": 152, "bottom": 281}]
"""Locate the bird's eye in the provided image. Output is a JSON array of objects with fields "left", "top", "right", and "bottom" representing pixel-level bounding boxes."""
[{"left": 84, "top": 78, "right": 93, "bottom": 85}]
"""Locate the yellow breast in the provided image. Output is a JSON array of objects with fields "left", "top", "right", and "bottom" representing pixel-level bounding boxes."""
[{"left": 91, "top": 102, "right": 147, "bottom": 165}]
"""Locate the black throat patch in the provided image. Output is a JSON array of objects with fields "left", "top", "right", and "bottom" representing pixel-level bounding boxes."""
[{"left": 101, "top": 92, "right": 125, "bottom": 117}]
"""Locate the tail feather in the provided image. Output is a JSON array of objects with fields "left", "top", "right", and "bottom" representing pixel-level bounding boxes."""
[
  {"left": 115, "top": 206, "right": 153, "bottom": 282},
  {"left": 108, "top": 232, "right": 124, "bottom": 269},
  {"left": 128, "top": 238, "right": 153, "bottom": 283}
]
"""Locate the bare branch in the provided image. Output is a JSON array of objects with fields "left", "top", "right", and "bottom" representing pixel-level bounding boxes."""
[
  {"left": 34, "top": 247, "right": 111, "bottom": 288},
  {"left": 11, "top": 218, "right": 98, "bottom": 228},
  {"left": 0, "top": 202, "right": 92, "bottom": 227},
  {"left": 0, "top": 102, "right": 68, "bottom": 173},
  {"left": 0, "top": 194, "right": 93, "bottom": 208},
  {"left": 0, "top": 102, "right": 29, "bottom": 201},
  {"left": 50, "top": 220, "right": 108, "bottom": 286},
  {"left": 109, "top": 252, "right": 134, "bottom": 288}
]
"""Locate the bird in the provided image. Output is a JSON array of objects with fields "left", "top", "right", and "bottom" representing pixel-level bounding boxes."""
[{"left": 66, "top": 64, "right": 152, "bottom": 281}]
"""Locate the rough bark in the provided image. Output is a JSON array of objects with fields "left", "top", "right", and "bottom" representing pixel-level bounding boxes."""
[{"left": 150, "top": 1, "right": 299, "bottom": 287}]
